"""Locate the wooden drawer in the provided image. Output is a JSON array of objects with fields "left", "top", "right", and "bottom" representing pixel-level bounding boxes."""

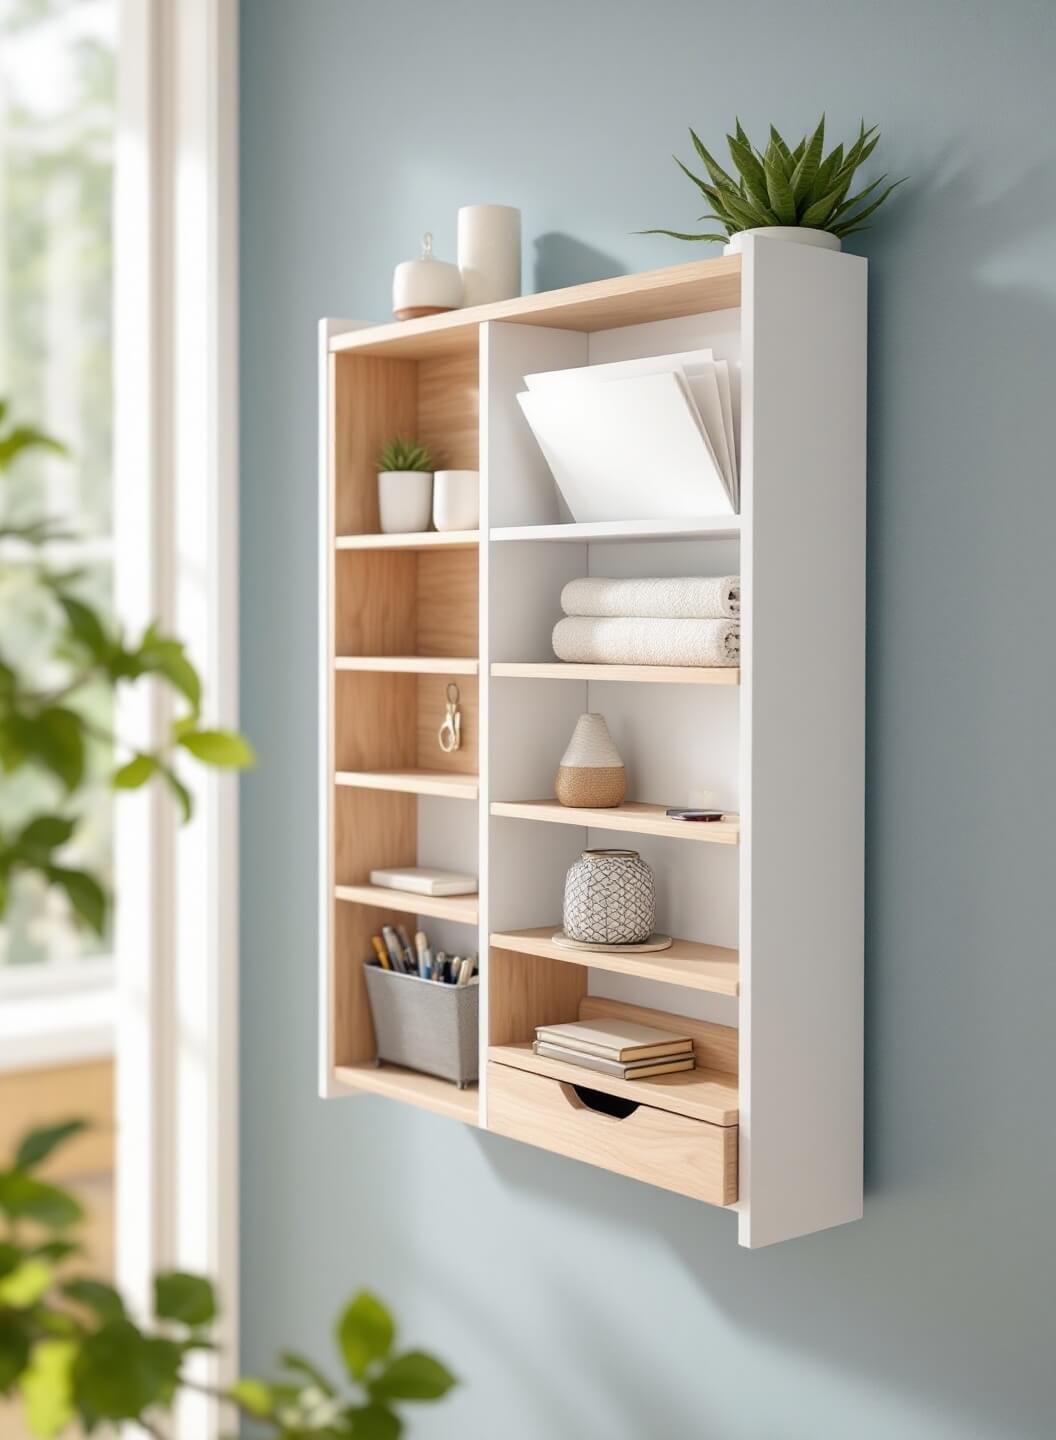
[{"left": 487, "top": 1061, "right": 737, "bottom": 1206}]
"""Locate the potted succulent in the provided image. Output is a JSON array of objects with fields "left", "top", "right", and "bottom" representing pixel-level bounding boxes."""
[
  {"left": 645, "top": 115, "right": 905, "bottom": 254},
  {"left": 376, "top": 436, "right": 435, "bottom": 534}
]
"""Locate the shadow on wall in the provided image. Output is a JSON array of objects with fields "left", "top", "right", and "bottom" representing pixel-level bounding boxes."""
[{"left": 533, "top": 232, "right": 627, "bottom": 292}]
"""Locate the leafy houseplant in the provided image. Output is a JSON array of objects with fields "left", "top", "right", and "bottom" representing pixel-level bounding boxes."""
[
  {"left": 0, "top": 406, "right": 254, "bottom": 936},
  {"left": 0, "top": 1120, "right": 457, "bottom": 1437},
  {"left": 375, "top": 436, "right": 436, "bottom": 535},
  {"left": 645, "top": 115, "right": 905, "bottom": 253}
]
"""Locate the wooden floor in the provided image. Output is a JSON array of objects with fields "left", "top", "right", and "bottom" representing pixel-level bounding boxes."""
[{"left": 0, "top": 1059, "right": 114, "bottom": 1440}]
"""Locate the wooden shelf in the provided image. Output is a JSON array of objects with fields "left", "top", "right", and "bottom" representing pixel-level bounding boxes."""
[
  {"left": 334, "top": 656, "right": 479, "bottom": 675},
  {"left": 336, "top": 769, "right": 479, "bottom": 800},
  {"left": 334, "top": 1063, "right": 479, "bottom": 1125},
  {"left": 489, "top": 800, "right": 740, "bottom": 844},
  {"left": 490, "top": 518, "right": 740, "bottom": 543},
  {"left": 329, "top": 256, "right": 741, "bottom": 359},
  {"left": 488, "top": 1043, "right": 738, "bottom": 1127},
  {"left": 335, "top": 883, "right": 479, "bottom": 925},
  {"left": 491, "top": 661, "right": 739, "bottom": 686},
  {"left": 336, "top": 531, "right": 478, "bottom": 551},
  {"left": 490, "top": 926, "right": 739, "bottom": 997}
]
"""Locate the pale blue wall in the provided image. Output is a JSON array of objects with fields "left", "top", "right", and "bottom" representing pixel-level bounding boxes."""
[{"left": 239, "top": 3, "right": 1056, "bottom": 1435}]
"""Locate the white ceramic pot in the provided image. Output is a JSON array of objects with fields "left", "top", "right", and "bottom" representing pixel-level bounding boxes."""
[
  {"left": 392, "top": 232, "right": 463, "bottom": 321},
  {"left": 723, "top": 226, "right": 841, "bottom": 256},
  {"left": 457, "top": 204, "right": 521, "bottom": 306},
  {"left": 377, "top": 471, "right": 433, "bottom": 533},
  {"left": 432, "top": 470, "right": 479, "bottom": 532}
]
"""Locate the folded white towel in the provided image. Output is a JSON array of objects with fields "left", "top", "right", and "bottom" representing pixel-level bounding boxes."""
[
  {"left": 560, "top": 575, "right": 740, "bottom": 620},
  {"left": 552, "top": 616, "right": 740, "bottom": 667}
]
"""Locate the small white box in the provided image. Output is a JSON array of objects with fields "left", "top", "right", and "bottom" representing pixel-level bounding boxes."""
[{"left": 370, "top": 866, "right": 478, "bottom": 897}]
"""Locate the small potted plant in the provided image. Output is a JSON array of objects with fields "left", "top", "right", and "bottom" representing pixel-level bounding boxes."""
[
  {"left": 376, "top": 435, "right": 435, "bottom": 533},
  {"left": 644, "top": 115, "right": 905, "bottom": 254}
]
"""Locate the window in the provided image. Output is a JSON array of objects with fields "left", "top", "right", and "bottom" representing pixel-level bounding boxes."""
[{"left": 0, "top": 0, "right": 116, "bottom": 979}]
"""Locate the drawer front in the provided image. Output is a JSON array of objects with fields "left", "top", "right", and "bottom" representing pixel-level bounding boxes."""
[{"left": 487, "top": 1062, "right": 737, "bottom": 1206}]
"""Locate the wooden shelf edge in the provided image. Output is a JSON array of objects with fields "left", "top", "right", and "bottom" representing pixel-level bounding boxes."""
[
  {"left": 334, "top": 1063, "right": 479, "bottom": 1126},
  {"left": 490, "top": 661, "right": 740, "bottom": 686},
  {"left": 335, "top": 769, "right": 479, "bottom": 800},
  {"left": 334, "top": 656, "right": 479, "bottom": 675},
  {"left": 336, "top": 531, "right": 478, "bottom": 551},
  {"left": 335, "top": 883, "right": 479, "bottom": 925},
  {"left": 488, "top": 1044, "right": 738, "bottom": 1127},
  {"left": 490, "top": 926, "right": 739, "bottom": 997},
  {"left": 489, "top": 800, "right": 740, "bottom": 845}
]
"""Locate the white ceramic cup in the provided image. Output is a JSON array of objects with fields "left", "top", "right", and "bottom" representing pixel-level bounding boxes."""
[
  {"left": 457, "top": 205, "right": 521, "bottom": 306},
  {"left": 378, "top": 471, "right": 433, "bottom": 533},
  {"left": 432, "top": 470, "right": 479, "bottom": 532}
]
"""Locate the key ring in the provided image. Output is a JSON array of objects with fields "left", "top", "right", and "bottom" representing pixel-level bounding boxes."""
[{"left": 438, "top": 682, "right": 462, "bottom": 753}]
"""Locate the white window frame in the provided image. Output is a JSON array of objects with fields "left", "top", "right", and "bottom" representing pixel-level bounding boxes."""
[{"left": 113, "top": 1, "right": 239, "bottom": 1432}]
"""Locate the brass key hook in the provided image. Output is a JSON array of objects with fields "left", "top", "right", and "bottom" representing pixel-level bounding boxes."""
[{"left": 438, "top": 682, "right": 462, "bottom": 753}]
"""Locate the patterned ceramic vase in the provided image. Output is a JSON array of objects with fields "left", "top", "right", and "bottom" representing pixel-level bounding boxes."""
[{"left": 562, "top": 849, "right": 655, "bottom": 945}]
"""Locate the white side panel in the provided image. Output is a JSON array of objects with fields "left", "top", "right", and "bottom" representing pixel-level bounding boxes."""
[{"left": 738, "top": 237, "right": 866, "bottom": 1247}]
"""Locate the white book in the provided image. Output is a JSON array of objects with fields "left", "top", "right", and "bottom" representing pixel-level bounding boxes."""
[{"left": 369, "top": 866, "right": 477, "bottom": 897}]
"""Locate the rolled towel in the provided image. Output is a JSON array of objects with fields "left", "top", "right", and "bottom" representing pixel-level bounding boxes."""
[
  {"left": 553, "top": 616, "right": 740, "bottom": 667},
  {"left": 560, "top": 575, "right": 739, "bottom": 620}
]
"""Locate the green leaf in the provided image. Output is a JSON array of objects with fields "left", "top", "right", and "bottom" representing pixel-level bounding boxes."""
[
  {"left": 157, "top": 762, "right": 193, "bottom": 823},
  {"left": 673, "top": 155, "right": 716, "bottom": 204},
  {"left": 47, "top": 868, "right": 106, "bottom": 936},
  {"left": 337, "top": 1292, "right": 395, "bottom": 1382},
  {"left": 687, "top": 128, "right": 739, "bottom": 193},
  {"left": 767, "top": 124, "right": 794, "bottom": 172},
  {"left": 636, "top": 229, "right": 730, "bottom": 244},
  {"left": 30, "top": 1241, "right": 79, "bottom": 1265},
  {"left": 0, "top": 425, "right": 67, "bottom": 471},
  {"left": 762, "top": 150, "right": 796, "bottom": 223},
  {"left": 63, "top": 1279, "right": 126, "bottom": 1323},
  {"left": 832, "top": 176, "right": 906, "bottom": 235},
  {"left": 177, "top": 729, "right": 255, "bottom": 768},
  {"left": 0, "top": 1259, "right": 53, "bottom": 1308},
  {"left": 367, "top": 1351, "right": 457, "bottom": 1403},
  {"left": 0, "top": 1173, "right": 83, "bottom": 1229},
  {"left": 15, "top": 1118, "right": 86, "bottom": 1171},
  {"left": 154, "top": 1271, "right": 216, "bottom": 1327},
  {"left": 348, "top": 1402, "right": 403, "bottom": 1440},
  {"left": 58, "top": 596, "right": 110, "bottom": 660},
  {"left": 790, "top": 115, "right": 825, "bottom": 206},
  {"left": 72, "top": 1321, "right": 182, "bottom": 1421},
  {"left": 278, "top": 1350, "right": 336, "bottom": 1396},
  {"left": 19, "top": 1339, "right": 76, "bottom": 1440},
  {"left": 0, "top": 1243, "right": 21, "bottom": 1278},
  {"left": 809, "top": 142, "right": 844, "bottom": 204},
  {"left": 229, "top": 1377, "right": 275, "bottom": 1418},
  {"left": 113, "top": 753, "right": 156, "bottom": 789},
  {"left": 725, "top": 129, "right": 770, "bottom": 212},
  {"left": 0, "top": 1313, "right": 31, "bottom": 1391},
  {"left": 14, "top": 817, "right": 77, "bottom": 859},
  {"left": 7, "top": 708, "right": 85, "bottom": 791},
  {"left": 799, "top": 184, "right": 844, "bottom": 228},
  {"left": 137, "top": 637, "right": 202, "bottom": 710}
]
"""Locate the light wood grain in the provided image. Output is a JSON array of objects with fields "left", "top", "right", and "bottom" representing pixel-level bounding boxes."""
[
  {"left": 0, "top": 1060, "right": 113, "bottom": 1179},
  {"left": 491, "top": 661, "right": 740, "bottom": 686},
  {"left": 487, "top": 1061, "right": 737, "bottom": 1206},
  {"left": 489, "top": 799, "right": 740, "bottom": 843},
  {"left": 330, "top": 257, "right": 742, "bottom": 359},
  {"left": 334, "top": 671, "right": 415, "bottom": 772},
  {"left": 335, "top": 1063, "right": 479, "bottom": 1125},
  {"left": 487, "top": 946, "right": 587, "bottom": 1046},
  {"left": 489, "top": 926, "right": 739, "bottom": 996},
  {"left": 334, "top": 656, "right": 479, "bottom": 675},
  {"left": 416, "top": 672, "right": 479, "bottom": 775},
  {"left": 336, "top": 531, "right": 478, "bottom": 551},
  {"left": 336, "top": 883, "right": 479, "bottom": 926},
  {"left": 336, "top": 769, "right": 479, "bottom": 800},
  {"left": 580, "top": 993, "right": 739, "bottom": 1075},
  {"left": 335, "top": 549, "right": 417, "bottom": 655},
  {"left": 416, "top": 547, "right": 479, "bottom": 658},
  {"left": 331, "top": 353, "right": 417, "bottom": 534},
  {"left": 418, "top": 348, "right": 479, "bottom": 469},
  {"left": 488, "top": 1042, "right": 738, "bottom": 1126},
  {"left": 334, "top": 787, "right": 416, "bottom": 887}
]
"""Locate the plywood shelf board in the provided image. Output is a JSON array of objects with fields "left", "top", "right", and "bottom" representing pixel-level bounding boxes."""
[
  {"left": 330, "top": 257, "right": 742, "bottom": 359},
  {"left": 490, "top": 518, "right": 741, "bottom": 543},
  {"left": 336, "top": 531, "right": 479, "bottom": 551},
  {"left": 336, "top": 769, "right": 479, "bottom": 799},
  {"left": 335, "top": 883, "right": 479, "bottom": 925},
  {"left": 490, "top": 799, "right": 740, "bottom": 844},
  {"left": 490, "top": 662, "right": 740, "bottom": 686},
  {"left": 334, "top": 1063, "right": 479, "bottom": 1125},
  {"left": 334, "top": 656, "right": 479, "bottom": 675},
  {"left": 490, "top": 926, "right": 739, "bottom": 996}
]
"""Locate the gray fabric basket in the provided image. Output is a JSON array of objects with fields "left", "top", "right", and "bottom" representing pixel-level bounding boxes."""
[{"left": 364, "top": 964, "right": 479, "bottom": 1087}]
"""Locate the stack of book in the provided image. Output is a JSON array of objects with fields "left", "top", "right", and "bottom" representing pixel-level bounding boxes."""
[{"left": 533, "top": 1017, "right": 694, "bottom": 1080}]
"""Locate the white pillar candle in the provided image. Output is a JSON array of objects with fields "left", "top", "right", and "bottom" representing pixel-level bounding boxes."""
[
  {"left": 457, "top": 204, "right": 521, "bottom": 306},
  {"left": 392, "top": 232, "right": 463, "bottom": 320}
]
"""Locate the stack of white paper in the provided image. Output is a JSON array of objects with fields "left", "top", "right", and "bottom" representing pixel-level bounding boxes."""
[{"left": 516, "top": 348, "right": 740, "bottom": 522}]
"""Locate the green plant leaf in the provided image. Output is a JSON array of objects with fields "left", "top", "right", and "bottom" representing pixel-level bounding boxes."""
[
  {"left": 799, "top": 184, "right": 844, "bottom": 228},
  {"left": 0, "top": 1243, "right": 21, "bottom": 1278},
  {"left": 348, "top": 1402, "right": 403, "bottom": 1440},
  {"left": 832, "top": 177, "right": 906, "bottom": 235},
  {"left": 337, "top": 1292, "right": 395, "bottom": 1382},
  {"left": 14, "top": 817, "right": 77, "bottom": 860},
  {"left": 278, "top": 1350, "right": 336, "bottom": 1396},
  {"left": 375, "top": 436, "right": 434, "bottom": 473},
  {"left": 113, "top": 753, "right": 156, "bottom": 789},
  {"left": 58, "top": 596, "right": 111, "bottom": 660},
  {"left": 156, "top": 761, "right": 194, "bottom": 823},
  {"left": 30, "top": 1241, "right": 79, "bottom": 1265},
  {"left": 808, "top": 143, "right": 844, "bottom": 205},
  {"left": 0, "top": 1259, "right": 53, "bottom": 1308},
  {"left": 687, "top": 128, "right": 739, "bottom": 192},
  {"left": 229, "top": 1377, "right": 275, "bottom": 1418},
  {"left": 15, "top": 1119, "right": 86, "bottom": 1172},
  {"left": 63, "top": 1279, "right": 127, "bottom": 1323},
  {"left": 367, "top": 1351, "right": 456, "bottom": 1404},
  {"left": 137, "top": 636, "right": 202, "bottom": 710},
  {"left": 0, "top": 425, "right": 67, "bottom": 471},
  {"left": 19, "top": 1339, "right": 76, "bottom": 1440},
  {"left": 725, "top": 127, "right": 770, "bottom": 212},
  {"left": 46, "top": 868, "right": 106, "bottom": 936},
  {"left": 636, "top": 229, "right": 730, "bottom": 243},
  {"left": 762, "top": 150, "right": 796, "bottom": 223},
  {"left": 790, "top": 115, "right": 826, "bottom": 206},
  {"left": 0, "top": 1173, "right": 83, "bottom": 1228},
  {"left": 177, "top": 729, "right": 255, "bottom": 768},
  {"left": 673, "top": 155, "right": 716, "bottom": 204},
  {"left": 767, "top": 124, "right": 794, "bottom": 172},
  {"left": 0, "top": 1314, "right": 31, "bottom": 1392},
  {"left": 154, "top": 1271, "right": 216, "bottom": 1327},
  {"left": 14, "top": 708, "right": 84, "bottom": 791},
  {"left": 72, "top": 1322, "right": 182, "bottom": 1421}
]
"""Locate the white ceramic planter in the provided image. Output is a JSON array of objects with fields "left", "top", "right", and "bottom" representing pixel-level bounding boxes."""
[
  {"left": 723, "top": 226, "right": 841, "bottom": 256},
  {"left": 432, "top": 470, "right": 479, "bottom": 532},
  {"left": 378, "top": 470, "right": 433, "bottom": 534},
  {"left": 457, "top": 204, "right": 521, "bottom": 305}
]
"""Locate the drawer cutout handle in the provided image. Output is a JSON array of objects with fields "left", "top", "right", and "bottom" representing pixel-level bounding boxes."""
[{"left": 561, "top": 1082, "right": 640, "bottom": 1121}]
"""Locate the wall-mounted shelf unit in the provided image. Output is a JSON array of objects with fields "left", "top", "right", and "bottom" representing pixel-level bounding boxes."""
[{"left": 319, "top": 244, "right": 865, "bottom": 1247}]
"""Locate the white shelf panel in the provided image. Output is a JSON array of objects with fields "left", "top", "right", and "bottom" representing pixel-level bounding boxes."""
[
  {"left": 490, "top": 517, "right": 740, "bottom": 543},
  {"left": 335, "top": 769, "right": 479, "bottom": 800},
  {"left": 491, "top": 661, "right": 739, "bottom": 686},
  {"left": 333, "top": 656, "right": 479, "bottom": 675},
  {"left": 336, "top": 531, "right": 478, "bottom": 551}
]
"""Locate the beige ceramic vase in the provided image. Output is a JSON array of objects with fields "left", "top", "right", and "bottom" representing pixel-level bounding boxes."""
[{"left": 554, "top": 713, "right": 626, "bottom": 808}]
